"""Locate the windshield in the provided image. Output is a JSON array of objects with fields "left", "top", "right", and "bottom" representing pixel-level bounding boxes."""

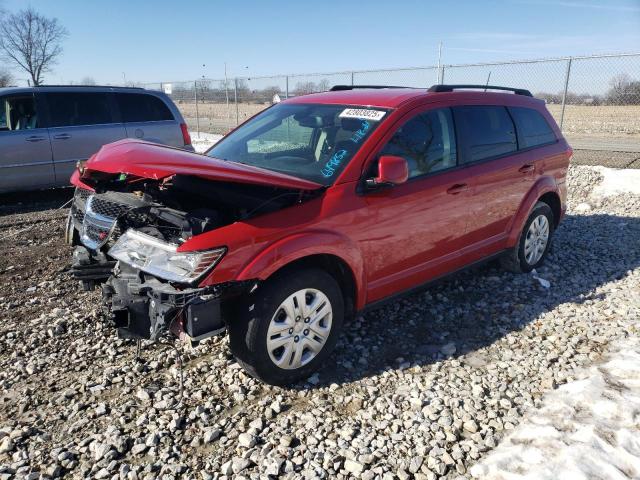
[{"left": 207, "top": 103, "right": 387, "bottom": 185}]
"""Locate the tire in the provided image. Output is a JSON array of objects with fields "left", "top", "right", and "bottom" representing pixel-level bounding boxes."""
[
  {"left": 64, "top": 211, "right": 76, "bottom": 246},
  {"left": 500, "top": 201, "right": 554, "bottom": 273},
  {"left": 228, "top": 268, "right": 344, "bottom": 386}
]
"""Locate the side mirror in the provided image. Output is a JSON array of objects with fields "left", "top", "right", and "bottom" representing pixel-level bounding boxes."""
[{"left": 367, "top": 155, "right": 409, "bottom": 188}]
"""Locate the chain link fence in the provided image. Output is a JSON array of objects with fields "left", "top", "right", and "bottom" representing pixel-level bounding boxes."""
[{"left": 141, "top": 53, "right": 640, "bottom": 165}]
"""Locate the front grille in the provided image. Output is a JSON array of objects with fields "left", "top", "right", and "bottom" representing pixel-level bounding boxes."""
[
  {"left": 90, "top": 197, "right": 131, "bottom": 219},
  {"left": 72, "top": 205, "right": 85, "bottom": 225},
  {"left": 76, "top": 192, "right": 149, "bottom": 250},
  {"left": 75, "top": 187, "right": 92, "bottom": 201},
  {"left": 84, "top": 221, "right": 113, "bottom": 247},
  {"left": 80, "top": 196, "right": 121, "bottom": 250}
]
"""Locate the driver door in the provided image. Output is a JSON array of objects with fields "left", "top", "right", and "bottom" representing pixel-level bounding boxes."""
[
  {"left": 357, "top": 107, "right": 475, "bottom": 303},
  {"left": 0, "top": 93, "right": 54, "bottom": 193}
]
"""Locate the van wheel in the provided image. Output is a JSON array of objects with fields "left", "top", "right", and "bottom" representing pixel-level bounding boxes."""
[
  {"left": 64, "top": 211, "right": 76, "bottom": 246},
  {"left": 500, "top": 201, "right": 554, "bottom": 273},
  {"left": 228, "top": 269, "right": 344, "bottom": 386}
]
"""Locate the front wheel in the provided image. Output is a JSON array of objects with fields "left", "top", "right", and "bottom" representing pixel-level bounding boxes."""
[
  {"left": 500, "top": 201, "right": 554, "bottom": 273},
  {"left": 64, "top": 211, "right": 76, "bottom": 246},
  {"left": 228, "top": 269, "right": 344, "bottom": 386}
]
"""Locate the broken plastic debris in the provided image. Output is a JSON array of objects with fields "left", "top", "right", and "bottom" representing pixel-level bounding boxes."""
[{"left": 531, "top": 269, "right": 551, "bottom": 289}]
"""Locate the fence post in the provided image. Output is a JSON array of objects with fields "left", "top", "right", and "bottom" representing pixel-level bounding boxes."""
[
  {"left": 194, "top": 80, "right": 200, "bottom": 138},
  {"left": 439, "top": 66, "right": 445, "bottom": 84},
  {"left": 234, "top": 78, "right": 239, "bottom": 126},
  {"left": 285, "top": 76, "right": 289, "bottom": 99},
  {"left": 351, "top": 71, "right": 354, "bottom": 86},
  {"left": 560, "top": 57, "right": 573, "bottom": 132}
]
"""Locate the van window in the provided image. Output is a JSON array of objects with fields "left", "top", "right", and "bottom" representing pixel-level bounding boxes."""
[
  {"left": 116, "top": 93, "right": 174, "bottom": 122},
  {"left": 509, "top": 107, "right": 556, "bottom": 148},
  {"left": 0, "top": 95, "right": 40, "bottom": 130},
  {"left": 379, "top": 108, "right": 457, "bottom": 178},
  {"left": 46, "top": 92, "right": 113, "bottom": 127},
  {"left": 454, "top": 106, "right": 517, "bottom": 163}
]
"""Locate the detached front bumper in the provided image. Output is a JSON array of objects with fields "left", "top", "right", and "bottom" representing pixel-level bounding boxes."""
[{"left": 102, "top": 264, "right": 255, "bottom": 341}]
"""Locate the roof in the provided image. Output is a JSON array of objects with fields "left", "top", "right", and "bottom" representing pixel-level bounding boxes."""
[
  {"left": 0, "top": 85, "right": 147, "bottom": 95},
  {"left": 283, "top": 85, "right": 542, "bottom": 109},
  {"left": 284, "top": 88, "right": 424, "bottom": 108}
]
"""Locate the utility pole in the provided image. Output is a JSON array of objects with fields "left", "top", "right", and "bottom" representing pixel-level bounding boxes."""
[
  {"left": 224, "top": 62, "right": 230, "bottom": 122},
  {"left": 437, "top": 42, "right": 443, "bottom": 84}
]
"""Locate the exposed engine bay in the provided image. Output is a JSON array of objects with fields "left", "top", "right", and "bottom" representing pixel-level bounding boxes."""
[
  {"left": 68, "top": 172, "right": 318, "bottom": 341},
  {"left": 70, "top": 173, "right": 309, "bottom": 249}
]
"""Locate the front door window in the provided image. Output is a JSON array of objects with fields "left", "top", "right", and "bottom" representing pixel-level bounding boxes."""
[{"left": 1, "top": 95, "right": 39, "bottom": 131}]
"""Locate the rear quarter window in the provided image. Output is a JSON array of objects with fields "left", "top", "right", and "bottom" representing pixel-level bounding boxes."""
[
  {"left": 453, "top": 106, "right": 517, "bottom": 164},
  {"left": 509, "top": 106, "right": 557, "bottom": 149},
  {"left": 116, "top": 93, "right": 174, "bottom": 122}
]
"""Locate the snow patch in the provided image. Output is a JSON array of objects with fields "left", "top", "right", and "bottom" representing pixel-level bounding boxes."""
[
  {"left": 469, "top": 334, "right": 640, "bottom": 480},
  {"left": 591, "top": 166, "right": 640, "bottom": 198},
  {"left": 190, "top": 132, "right": 223, "bottom": 153}
]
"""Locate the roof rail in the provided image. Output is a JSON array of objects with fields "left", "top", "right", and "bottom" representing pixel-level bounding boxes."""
[
  {"left": 428, "top": 84, "right": 533, "bottom": 97},
  {"left": 330, "top": 85, "right": 410, "bottom": 91},
  {"left": 38, "top": 85, "right": 145, "bottom": 90}
]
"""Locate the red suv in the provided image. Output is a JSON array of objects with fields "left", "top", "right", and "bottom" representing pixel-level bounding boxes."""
[{"left": 68, "top": 84, "right": 570, "bottom": 385}]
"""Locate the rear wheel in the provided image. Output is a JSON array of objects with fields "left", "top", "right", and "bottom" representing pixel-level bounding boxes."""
[
  {"left": 228, "top": 269, "right": 344, "bottom": 386},
  {"left": 500, "top": 201, "right": 554, "bottom": 273}
]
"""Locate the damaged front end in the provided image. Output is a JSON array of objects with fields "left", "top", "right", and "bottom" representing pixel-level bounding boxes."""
[
  {"left": 68, "top": 171, "right": 311, "bottom": 342},
  {"left": 103, "top": 262, "right": 254, "bottom": 341}
]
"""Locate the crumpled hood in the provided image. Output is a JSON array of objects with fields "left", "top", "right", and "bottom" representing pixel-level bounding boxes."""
[{"left": 81, "top": 139, "right": 323, "bottom": 190}]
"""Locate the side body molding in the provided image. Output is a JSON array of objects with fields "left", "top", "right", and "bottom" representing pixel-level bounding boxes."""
[{"left": 236, "top": 231, "right": 367, "bottom": 309}]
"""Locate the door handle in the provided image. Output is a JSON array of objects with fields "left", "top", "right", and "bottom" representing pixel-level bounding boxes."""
[
  {"left": 519, "top": 164, "right": 535, "bottom": 173},
  {"left": 53, "top": 133, "right": 71, "bottom": 140},
  {"left": 446, "top": 183, "right": 468, "bottom": 195},
  {"left": 25, "top": 135, "right": 46, "bottom": 142}
]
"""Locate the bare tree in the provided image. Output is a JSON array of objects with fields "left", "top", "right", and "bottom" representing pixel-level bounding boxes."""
[
  {"left": 294, "top": 81, "right": 317, "bottom": 95},
  {"left": 0, "top": 67, "right": 12, "bottom": 87},
  {"left": 0, "top": 7, "right": 68, "bottom": 86},
  {"left": 317, "top": 79, "right": 330, "bottom": 92},
  {"left": 607, "top": 73, "right": 640, "bottom": 105},
  {"left": 80, "top": 76, "right": 96, "bottom": 85}
]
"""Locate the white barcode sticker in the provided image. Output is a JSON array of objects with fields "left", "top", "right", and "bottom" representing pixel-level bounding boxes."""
[{"left": 339, "top": 108, "right": 386, "bottom": 121}]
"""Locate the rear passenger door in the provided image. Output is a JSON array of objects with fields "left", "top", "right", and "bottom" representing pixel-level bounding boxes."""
[
  {"left": 43, "top": 92, "right": 126, "bottom": 186},
  {"left": 0, "top": 93, "right": 54, "bottom": 193},
  {"left": 453, "top": 105, "right": 533, "bottom": 256},
  {"left": 115, "top": 93, "right": 182, "bottom": 147}
]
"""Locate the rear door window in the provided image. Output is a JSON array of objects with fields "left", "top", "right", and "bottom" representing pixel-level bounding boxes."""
[
  {"left": 509, "top": 106, "right": 556, "bottom": 149},
  {"left": 379, "top": 108, "right": 457, "bottom": 178},
  {"left": 453, "top": 106, "right": 517, "bottom": 164},
  {"left": 45, "top": 92, "right": 113, "bottom": 127},
  {"left": 116, "top": 93, "right": 174, "bottom": 122}
]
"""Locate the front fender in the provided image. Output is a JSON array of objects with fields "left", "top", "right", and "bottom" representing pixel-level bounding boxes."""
[
  {"left": 506, "top": 176, "right": 558, "bottom": 247},
  {"left": 236, "top": 231, "right": 367, "bottom": 309}
]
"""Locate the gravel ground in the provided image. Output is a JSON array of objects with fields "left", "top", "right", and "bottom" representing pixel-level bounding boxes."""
[
  {"left": 469, "top": 333, "right": 640, "bottom": 479},
  {"left": 0, "top": 165, "right": 639, "bottom": 480}
]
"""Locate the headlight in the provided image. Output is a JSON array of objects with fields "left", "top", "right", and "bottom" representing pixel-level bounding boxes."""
[{"left": 108, "top": 229, "right": 226, "bottom": 283}]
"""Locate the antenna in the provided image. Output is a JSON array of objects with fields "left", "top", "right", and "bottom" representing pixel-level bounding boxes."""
[{"left": 484, "top": 71, "right": 492, "bottom": 91}]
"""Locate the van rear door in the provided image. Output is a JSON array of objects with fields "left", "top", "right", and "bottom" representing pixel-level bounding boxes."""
[
  {"left": 115, "top": 92, "right": 184, "bottom": 148},
  {"left": 42, "top": 91, "right": 127, "bottom": 186}
]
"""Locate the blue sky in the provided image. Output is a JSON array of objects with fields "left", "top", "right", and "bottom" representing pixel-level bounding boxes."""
[{"left": 2, "top": 0, "right": 639, "bottom": 85}]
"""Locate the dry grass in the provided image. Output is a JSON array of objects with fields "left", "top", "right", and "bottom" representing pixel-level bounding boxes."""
[
  {"left": 177, "top": 101, "right": 640, "bottom": 139},
  {"left": 543, "top": 105, "right": 640, "bottom": 138}
]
